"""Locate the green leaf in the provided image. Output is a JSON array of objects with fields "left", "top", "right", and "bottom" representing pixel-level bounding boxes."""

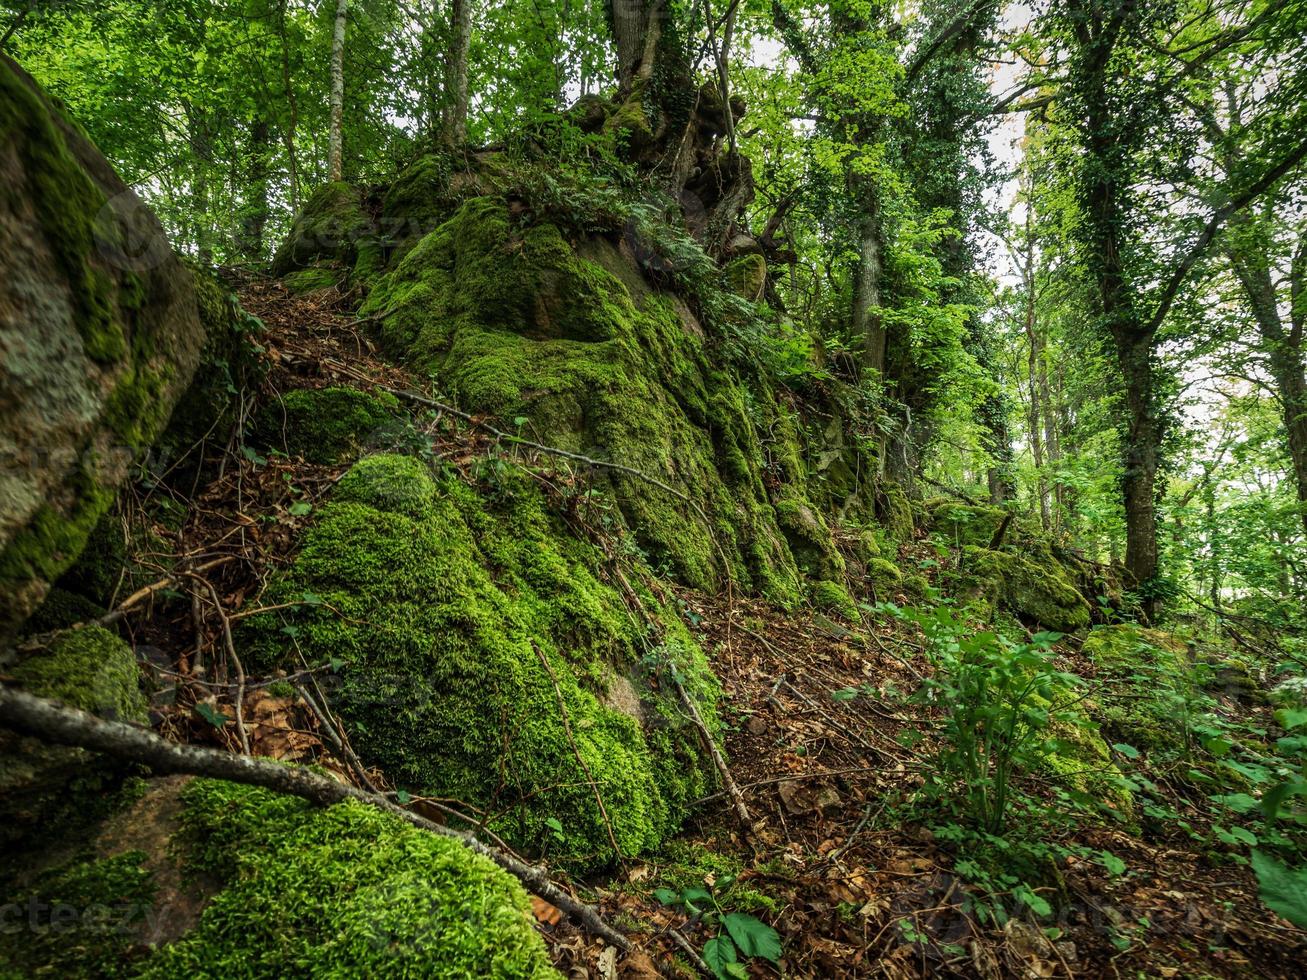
[
  {"left": 1212, "top": 792, "right": 1259, "bottom": 814},
  {"left": 1013, "top": 885, "right": 1052, "bottom": 917},
  {"left": 1250, "top": 850, "right": 1307, "bottom": 928},
  {"left": 1112, "top": 743, "right": 1140, "bottom": 759},
  {"left": 722, "top": 912, "right": 782, "bottom": 963},
  {"left": 395, "top": 789, "right": 412, "bottom": 805},
  {"left": 194, "top": 703, "right": 228, "bottom": 728},
  {"left": 1273, "top": 708, "right": 1307, "bottom": 731},
  {"left": 545, "top": 817, "right": 564, "bottom": 833},
  {"left": 681, "top": 886, "right": 713, "bottom": 910},
  {"left": 830, "top": 687, "right": 859, "bottom": 701},
  {"left": 702, "top": 935, "right": 737, "bottom": 978},
  {"left": 288, "top": 500, "right": 313, "bottom": 517},
  {"left": 653, "top": 887, "right": 679, "bottom": 906},
  {"left": 1099, "top": 852, "right": 1126, "bottom": 876}
]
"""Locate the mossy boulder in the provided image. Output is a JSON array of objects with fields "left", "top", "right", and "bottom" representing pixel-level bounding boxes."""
[
  {"left": 957, "top": 545, "right": 1091, "bottom": 633},
  {"left": 256, "top": 386, "right": 402, "bottom": 464},
  {"left": 809, "top": 579, "right": 860, "bottom": 622},
  {"left": 359, "top": 196, "right": 841, "bottom": 603},
  {"left": 1082, "top": 624, "right": 1192, "bottom": 753},
  {"left": 723, "top": 253, "right": 766, "bottom": 301},
  {"left": 0, "top": 56, "right": 207, "bottom": 643},
  {"left": 243, "top": 454, "right": 721, "bottom": 867},
  {"left": 271, "top": 181, "right": 381, "bottom": 283},
  {"left": 0, "top": 777, "right": 558, "bottom": 978},
  {"left": 926, "top": 499, "right": 1006, "bottom": 548},
  {"left": 1, "top": 625, "right": 148, "bottom": 848}
]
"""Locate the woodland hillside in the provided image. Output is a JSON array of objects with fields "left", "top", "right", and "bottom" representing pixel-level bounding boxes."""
[{"left": 1, "top": 2, "right": 1306, "bottom": 977}]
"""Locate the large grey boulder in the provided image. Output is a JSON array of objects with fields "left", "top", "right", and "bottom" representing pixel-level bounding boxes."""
[{"left": 0, "top": 56, "right": 205, "bottom": 644}]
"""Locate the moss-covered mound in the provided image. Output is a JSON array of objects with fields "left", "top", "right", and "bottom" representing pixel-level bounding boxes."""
[
  {"left": 1083, "top": 624, "right": 1192, "bottom": 752},
  {"left": 256, "top": 386, "right": 402, "bottom": 464},
  {"left": 270, "top": 181, "right": 381, "bottom": 284},
  {"left": 0, "top": 778, "right": 558, "bottom": 979},
  {"left": 359, "top": 196, "right": 853, "bottom": 604},
  {"left": 952, "top": 544, "right": 1091, "bottom": 633},
  {"left": 243, "top": 453, "right": 721, "bottom": 867},
  {"left": 1, "top": 625, "right": 148, "bottom": 849}
]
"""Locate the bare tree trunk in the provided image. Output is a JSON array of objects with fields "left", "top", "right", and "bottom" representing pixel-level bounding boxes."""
[
  {"left": 1022, "top": 274, "right": 1049, "bottom": 529},
  {"left": 277, "top": 0, "right": 301, "bottom": 211},
  {"left": 1038, "top": 343, "right": 1060, "bottom": 530},
  {"left": 327, "top": 0, "right": 348, "bottom": 182},
  {"left": 853, "top": 188, "right": 886, "bottom": 379},
  {"left": 443, "top": 0, "right": 472, "bottom": 146},
  {"left": 610, "top": 0, "right": 664, "bottom": 94}
]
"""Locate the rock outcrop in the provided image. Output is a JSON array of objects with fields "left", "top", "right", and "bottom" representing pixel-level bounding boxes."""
[{"left": 0, "top": 56, "right": 206, "bottom": 644}]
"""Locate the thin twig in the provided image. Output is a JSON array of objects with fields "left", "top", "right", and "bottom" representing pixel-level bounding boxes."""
[{"left": 191, "top": 575, "right": 250, "bottom": 756}]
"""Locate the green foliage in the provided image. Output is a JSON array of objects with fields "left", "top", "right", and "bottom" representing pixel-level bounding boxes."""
[
  {"left": 896, "top": 602, "right": 1097, "bottom": 833},
  {"left": 654, "top": 875, "right": 782, "bottom": 979},
  {"left": 11, "top": 625, "right": 147, "bottom": 723}
]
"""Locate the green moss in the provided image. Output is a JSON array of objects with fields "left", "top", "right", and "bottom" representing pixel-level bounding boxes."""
[
  {"left": 242, "top": 455, "right": 720, "bottom": 867},
  {"left": 1083, "top": 625, "right": 1193, "bottom": 752},
  {"left": 283, "top": 265, "right": 343, "bottom": 293},
  {"left": 877, "top": 482, "right": 915, "bottom": 543},
  {"left": 926, "top": 500, "right": 1006, "bottom": 548},
  {"left": 0, "top": 851, "right": 155, "bottom": 979},
  {"left": 654, "top": 839, "right": 777, "bottom": 915},
  {"left": 359, "top": 197, "right": 827, "bottom": 604},
  {"left": 723, "top": 254, "right": 766, "bottom": 301},
  {"left": 956, "top": 545, "right": 1090, "bottom": 633},
  {"left": 257, "top": 386, "right": 401, "bottom": 464},
  {"left": 21, "top": 586, "right": 104, "bottom": 634},
  {"left": 0, "top": 60, "right": 123, "bottom": 364},
  {"left": 864, "top": 557, "right": 903, "bottom": 600},
  {"left": 11, "top": 625, "right": 147, "bottom": 722},
  {"left": 271, "top": 181, "right": 374, "bottom": 278},
  {"left": 132, "top": 779, "right": 557, "bottom": 979},
  {"left": 810, "top": 579, "right": 860, "bottom": 622}
]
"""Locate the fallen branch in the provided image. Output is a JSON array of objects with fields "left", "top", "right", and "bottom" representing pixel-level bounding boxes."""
[
  {"left": 191, "top": 574, "right": 251, "bottom": 756},
  {"left": 0, "top": 685, "right": 630, "bottom": 952},
  {"left": 671, "top": 672, "right": 751, "bottom": 828}
]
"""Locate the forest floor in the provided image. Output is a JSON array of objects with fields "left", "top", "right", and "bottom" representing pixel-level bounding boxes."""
[{"left": 111, "top": 279, "right": 1305, "bottom": 979}]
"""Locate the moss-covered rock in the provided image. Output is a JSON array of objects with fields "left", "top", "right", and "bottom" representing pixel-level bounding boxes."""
[
  {"left": 926, "top": 500, "right": 1006, "bottom": 548},
  {"left": 810, "top": 579, "right": 861, "bottom": 622},
  {"left": 1, "top": 626, "right": 147, "bottom": 849},
  {"left": 243, "top": 454, "right": 720, "bottom": 867},
  {"left": 0, "top": 777, "right": 559, "bottom": 978},
  {"left": 956, "top": 545, "right": 1091, "bottom": 633},
  {"left": 1082, "top": 624, "right": 1192, "bottom": 753},
  {"left": 0, "top": 56, "right": 207, "bottom": 642},
  {"left": 359, "top": 196, "right": 842, "bottom": 603},
  {"left": 723, "top": 253, "right": 766, "bottom": 301},
  {"left": 270, "top": 181, "right": 381, "bottom": 284},
  {"left": 283, "top": 264, "right": 343, "bottom": 294},
  {"left": 256, "top": 386, "right": 402, "bottom": 464}
]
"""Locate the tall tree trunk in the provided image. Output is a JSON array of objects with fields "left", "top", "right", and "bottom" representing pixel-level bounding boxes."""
[
  {"left": 277, "top": 0, "right": 301, "bottom": 211},
  {"left": 327, "top": 0, "right": 348, "bottom": 182},
  {"left": 443, "top": 0, "right": 472, "bottom": 146},
  {"left": 610, "top": 0, "right": 664, "bottom": 94},
  {"left": 1115, "top": 329, "right": 1161, "bottom": 614},
  {"left": 853, "top": 185, "right": 885, "bottom": 378},
  {"left": 240, "top": 118, "right": 271, "bottom": 262},
  {"left": 1038, "top": 342, "right": 1060, "bottom": 530},
  {"left": 1226, "top": 231, "right": 1307, "bottom": 538}
]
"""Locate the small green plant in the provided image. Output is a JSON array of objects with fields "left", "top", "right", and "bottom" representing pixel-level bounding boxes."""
[
  {"left": 894, "top": 602, "right": 1087, "bottom": 833},
  {"left": 654, "top": 877, "right": 781, "bottom": 979}
]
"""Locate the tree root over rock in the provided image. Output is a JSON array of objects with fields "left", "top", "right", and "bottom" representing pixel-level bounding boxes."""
[{"left": 0, "top": 685, "right": 632, "bottom": 951}]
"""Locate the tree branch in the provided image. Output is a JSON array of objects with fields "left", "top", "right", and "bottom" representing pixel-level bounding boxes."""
[{"left": 0, "top": 685, "right": 631, "bottom": 951}]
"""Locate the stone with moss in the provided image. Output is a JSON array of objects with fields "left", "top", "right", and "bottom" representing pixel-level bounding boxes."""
[
  {"left": 283, "top": 265, "right": 343, "bottom": 294},
  {"left": 242, "top": 453, "right": 721, "bottom": 867},
  {"left": 877, "top": 482, "right": 916, "bottom": 543},
  {"left": 0, "top": 777, "right": 558, "bottom": 978},
  {"left": 809, "top": 579, "right": 861, "bottom": 622},
  {"left": 865, "top": 557, "right": 903, "bottom": 600},
  {"left": 956, "top": 545, "right": 1090, "bottom": 633},
  {"left": 926, "top": 499, "right": 1007, "bottom": 548},
  {"left": 256, "top": 386, "right": 402, "bottom": 464},
  {"left": 0, "top": 57, "right": 207, "bottom": 643},
  {"left": 271, "top": 181, "right": 381, "bottom": 284},
  {"left": 723, "top": 253, "right": 766, "bottom": 301},
  {"left": 1, "top": 626, "right": 148, "bottom": 849},
  {"left": 1082, "top": 624, "right": 1193, "bottom": 753},
  {"left": 359, "top": 196, "right": 838, "bottom": 604}
]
